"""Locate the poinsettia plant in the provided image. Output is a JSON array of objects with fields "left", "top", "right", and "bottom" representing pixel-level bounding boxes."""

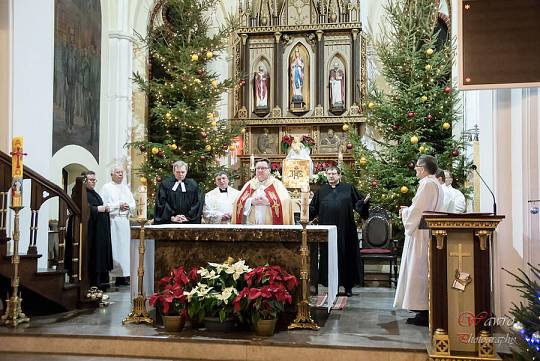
[
  {"left": 232, "top": 265, "right": 298, "bottom": 325},
  {"left": 186, "top": 259, "right": 252, "bottom": 322},
  {"left": 149, "top": 265, "right": 197, "bottom": 316}
]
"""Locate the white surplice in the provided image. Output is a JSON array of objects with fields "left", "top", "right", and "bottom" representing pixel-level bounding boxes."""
[
  {"left": 101, "top": 182, "right": 136, "bottom": 277},
  {"left": 442, "top": 184, "right": 466, "bottom": 213},
  {"left": 394, "top": 175, "right": 445, "bottom": 310},
  {"left": 202, "top": 187, "right": 240, "bottom": 224}
]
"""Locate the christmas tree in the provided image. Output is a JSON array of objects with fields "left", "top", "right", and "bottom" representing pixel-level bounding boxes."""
[
  {"left": 132, "top": 0, "right": 240, "bottom": 194},
  {"left": 347, "top": 0, "right": 469, "bottom": 224},
  {"left": 506, "top": 265, "right": 540, "bottom": 361}
]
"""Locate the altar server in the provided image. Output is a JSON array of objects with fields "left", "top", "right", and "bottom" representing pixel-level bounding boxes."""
[{"left": 203, "top": 171, "right": 240, "bottom": 224}]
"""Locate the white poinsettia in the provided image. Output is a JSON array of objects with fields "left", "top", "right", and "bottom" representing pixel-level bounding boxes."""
[
  {"left": 198, "top": 268, "right": 220, "bottom": 280},
  {"left": 185, "top": 283, "right": 213, "bottom": 301},
  {"left": 224, "top": 260, "right": 252, "bottom": 280},
  {"left": 216, "top": 287, "right": 237, "bottom": 304},
  {"left": 207, "top": 262, "right": 227, "bottom": 273}
]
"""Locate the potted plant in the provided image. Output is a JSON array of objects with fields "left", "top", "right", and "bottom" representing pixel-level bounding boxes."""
[
  {"left": 233, "top": 265, "right": 298, "bottom": 336},
  {"left": 186, "top": 259, "right": 251, "bottom": 331},
  {"left": 149, "top": 265, "right": 196, "bottom": 332}
]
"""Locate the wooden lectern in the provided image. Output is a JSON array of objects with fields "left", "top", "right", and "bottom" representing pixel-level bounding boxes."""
[{"left": 422, "top": 213, "right": 504, "bottom": 361}]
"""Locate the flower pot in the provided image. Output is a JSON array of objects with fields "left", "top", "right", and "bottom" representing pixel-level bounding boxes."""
[
  {"left": 254, "top": 318, "right": 277, "bottom": 337},
  {"left": 162, "top": 315, "right": 185, "bottom": 332},
  {"left": 204, "top": 316, "right": 236, "bottom": 332}
]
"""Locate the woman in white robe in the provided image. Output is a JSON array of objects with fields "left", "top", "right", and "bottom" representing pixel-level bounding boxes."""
[{"left": 394, "top": 155, "right": 445, "bottom": 326}]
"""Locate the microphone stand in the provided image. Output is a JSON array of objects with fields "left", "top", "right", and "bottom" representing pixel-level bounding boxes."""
[{"left": 471, "top": 165, "right": 497, "bottom": 215}]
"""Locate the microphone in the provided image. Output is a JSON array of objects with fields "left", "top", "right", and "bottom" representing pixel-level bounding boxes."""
[{"left": 470, "top": 164, "right": 497, "bottom": 215}]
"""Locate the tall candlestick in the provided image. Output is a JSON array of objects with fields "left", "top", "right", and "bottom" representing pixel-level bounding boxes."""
[
  {"left": 10, "top": 137, "right": 24, "bottom": 208},
  {"left": 300, "top": 184, "right": 309, "bottom": 223},
  {"left": 138, "top": 185, "right": 147, "bottom": 219},
  {"left": 250, "top": 154, "right": 255, "bottom": 171}
]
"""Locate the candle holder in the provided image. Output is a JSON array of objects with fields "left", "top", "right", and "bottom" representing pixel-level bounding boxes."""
[
  {"left": 1, "top": 206, "right": 30, "bottom": 327},
  {"left": 288, "top": 220, "right": 319, "bottom": 330},
  {"left": 122, "top": 218, "right": 153, "bottom": 326}
]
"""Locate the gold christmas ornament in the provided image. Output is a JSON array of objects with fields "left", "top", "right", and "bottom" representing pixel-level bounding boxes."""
[
  {"left": 410, "top": 135, "right": 419, "bottom": 145},
  {"left": 400, "top": 186, "right": 409, "bottom": 193},
  {"left": 342, "top": 124, "right": 350, "bottom": 131},
  {"left": 165, "top": 112, "right": 172, "bottom": 119},
  {"left": 211, "top": 79, "right": 219, "bottom": 88},
  {"left": 211, "top": 121, "right": 217, "bottom": 127},
  {"left": 426, "top": 48, "right": 434, "bottom": 55},
  {"left": 204, "top": 145, "right": 212, "bottom": 152},
  {"left": 442, "top": 122, "right": 451, "bottom": 130},
  {"left": 169, "top": 143, "right": 178, "bottom": 150},
  {"left": 207, "top": 112, "right": 214, "bottom": 119},
  {"left": 421, "top": 95, "right": 428, "bottom": 102},
  {"left": 140, "top": 176, "right": 147, "bottom": 184},
  {"left": 425, "top": 64, "right": 432, "bottom": 71},
  {"left": 419, "top": 146, "right": 426, "bottom": 153},
  {"left": 151, "top": 147, "right": 159, "bottom": 155},
  {"left": 359, "top": 157, "right": 367, "bottom": 167},
  {"left": 206, "top": 51, "right": 213, "bottom": 59},
  {"left": 367, "top": 102, "right": 375, "bottom": 109},
  {"left": 191, "top": 53, "right": 199, "bottom": 62}
]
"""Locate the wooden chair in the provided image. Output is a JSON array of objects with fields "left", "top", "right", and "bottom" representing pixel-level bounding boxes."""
[{"left": 359, "top": 206, "right": 401, "bottom": 287}]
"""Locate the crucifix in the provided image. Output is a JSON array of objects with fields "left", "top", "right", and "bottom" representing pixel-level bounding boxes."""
[{"left": 10, "top": 144, "right": 26, "bottom": 178}]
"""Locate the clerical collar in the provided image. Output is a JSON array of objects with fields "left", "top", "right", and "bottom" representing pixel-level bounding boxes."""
[
  {"left": 329, "top": 181, "right": 340, "bottom": 188},
  {"left": 219, "top": 188, "right": 228, "bottom": 193}
]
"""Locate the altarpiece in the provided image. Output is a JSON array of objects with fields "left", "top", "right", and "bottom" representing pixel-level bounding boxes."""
[{"left": 232, "top": 0, "right": 367, "bottom": 184}]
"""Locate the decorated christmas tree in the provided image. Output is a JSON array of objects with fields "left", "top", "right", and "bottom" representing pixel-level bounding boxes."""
[
  {"left": 348, "top": 0, "right": 469, "bottom": 223},
  {"left": 132, "top": 0, "right": 240, "bottom": 194},
  {"left": 506, "top": 265, "right": 540, "bottom": 361}
]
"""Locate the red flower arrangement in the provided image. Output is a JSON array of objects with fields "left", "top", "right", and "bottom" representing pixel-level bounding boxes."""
[
  {"left": 149, "top": 265, "right": 198, "bottom": 316},
  {"left": 270, "top": 162, "right": 282, "bottom": 172},
  {"left": 314, "top": 160, "right": 337, "bottom": 173},
  {"left": 232, "top": 265, "right": 298, "bottom": 324},
  {"left": 300, "top": 135, "right": 315, "bottom": 148}
]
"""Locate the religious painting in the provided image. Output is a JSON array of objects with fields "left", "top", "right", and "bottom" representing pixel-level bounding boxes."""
[
  {"left": 282, "top": 159, "right": 310, "bottom": 189},
  {"left": 253, "top": 61, "right": 270, "bottom": 116},
  {"left": 52, "top": 0, "right": 101, "bottom": 159},
  {"left": 253, "top": 127, "right": 279, "bottom": 155},
  {"left": 288, "top": 44, "right": 310, "bottom": 114},
  {"left": 319, "top": 127, "right": 343, "bottom": 153},
  {"left": 328, "top": 58, "right": 346, "bottom": 115}
]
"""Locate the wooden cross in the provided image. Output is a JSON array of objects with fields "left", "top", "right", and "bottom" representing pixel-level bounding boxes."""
[{"left": 449, "top": 243, "right": 472, "bottom": 272}]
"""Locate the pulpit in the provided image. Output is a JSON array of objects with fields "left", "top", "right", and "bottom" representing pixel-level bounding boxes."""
[{"left": 422, "top": 212, "right": 504, "bottom": 361}]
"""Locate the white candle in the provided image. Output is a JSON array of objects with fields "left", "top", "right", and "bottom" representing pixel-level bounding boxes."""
[
  {"left": 250, "top": 154, "right": 255, "bottom": 170},
  {"left": 338, "top": 151, "right": 343, "bottom": 164},
  {"left": 138, "top": 185, "right": 147, "bottom": 219},
  {"left": 300, "top": 184, "right": 309, "bottom": 222}
]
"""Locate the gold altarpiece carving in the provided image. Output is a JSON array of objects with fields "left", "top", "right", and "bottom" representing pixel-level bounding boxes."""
[{"left": 231, "top": 0, "right": 367, "bottom": 183}]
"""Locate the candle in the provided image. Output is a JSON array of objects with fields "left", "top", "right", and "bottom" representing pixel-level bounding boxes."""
[
  {"left": 250, "top": 154, "right": 255, "bottom": 170},
  {"left": 338, "top": 151, "right": 343, "bottom": 164},
  {"left": 300, "top": 184, "right": 310, "bottom": 222},
  {"left": 11, "top": 137, "right": 24, "bottom": 208},
  {"left": 138, "top": 185, "right": 147, "bottom": 219}
]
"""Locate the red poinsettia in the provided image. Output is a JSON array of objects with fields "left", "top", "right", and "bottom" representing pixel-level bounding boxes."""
[
  {"left": 232, "top": 265, "right": 298, "bottom": 324},
  {"left": 149, "top": 265, "right": 198, "bottom": 316},
  {"left": 300, "top": 135, "right": 315, "bottom": 148}
]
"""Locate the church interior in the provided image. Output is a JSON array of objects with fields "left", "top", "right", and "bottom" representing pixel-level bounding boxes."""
[{"left": 1, "top": 0, "right": 540, "bottom": 360}]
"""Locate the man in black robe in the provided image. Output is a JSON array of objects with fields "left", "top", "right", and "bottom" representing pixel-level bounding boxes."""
[
  {"left": 154, "top": 160, "right": 202, "bottom": 224},
  {"left": 309, "top": 166, "right": 370, "bottom": 297},
  {"left": 84, "top": 171, "right": 113, "bottom": 290}
]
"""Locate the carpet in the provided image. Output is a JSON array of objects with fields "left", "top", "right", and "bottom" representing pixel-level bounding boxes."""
[{"left": 313, "top": 294, "right": 348, "bottom": 310}]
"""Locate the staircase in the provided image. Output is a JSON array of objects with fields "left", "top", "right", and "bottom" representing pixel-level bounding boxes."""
[{"left": 0, "top": 150, "right": 96, "bottom": 314}]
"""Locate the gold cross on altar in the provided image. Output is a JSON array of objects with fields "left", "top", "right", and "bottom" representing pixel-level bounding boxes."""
[{"left": 449, "top": 243, "right": 471, "bottom": 272}]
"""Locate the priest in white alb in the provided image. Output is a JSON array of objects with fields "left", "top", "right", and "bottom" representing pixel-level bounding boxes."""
[
  {"left": 101, "top": 165, "right": 136, "bottom": 286},
  {"left": 203, "top": 171, "right": 240, "bottom": 224},
  {"left": 232, "top": 159, "right": 294, "bottom": 225},
  {"left": 394, "top": 155, "right": 445, "bottom": 326}
]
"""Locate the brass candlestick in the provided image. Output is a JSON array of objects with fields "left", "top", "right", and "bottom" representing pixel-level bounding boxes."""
[
  {"left": 288, "top": 220, "right": 319, "bottom": 330},
  {"left": 122, "top": 218, "right": 153, "bottom": 325},
  {"left": 1, "top": 206, "right": 29, "bottom": 327}
]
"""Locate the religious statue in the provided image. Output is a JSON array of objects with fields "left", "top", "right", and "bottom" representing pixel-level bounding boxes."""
[
  {"left": 253, "top": 66, "right": 270, "bottom": 113},
  {"left": 329, "top": 63, "right": 345, "bottom": 114},
  {"left": 257, "top": 128, "right": 275, "bottom": 154},
  {"left": 319, "top": 129, "right": 341, "bottom": 153},
  {"left": 290, "top": 48, "right": 305, "bottom": 107}
]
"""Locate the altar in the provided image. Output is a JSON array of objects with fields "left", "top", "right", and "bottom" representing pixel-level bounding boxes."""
[{"left": 130, "top": 224, "right": 338, "bottom": 311}]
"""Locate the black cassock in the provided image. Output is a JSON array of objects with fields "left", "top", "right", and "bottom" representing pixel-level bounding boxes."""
[
  {"left": 86, "top": 189, "right": 113, "bottom": 286},
  {"left": 309, "top": 182, "right": 369, "bottom": 291},
  {"left": 154, "top": 177, "right": 203, "bottom": 224}
]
